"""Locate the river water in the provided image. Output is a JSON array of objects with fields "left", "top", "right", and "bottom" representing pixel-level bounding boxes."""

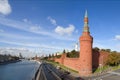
[{"left": 0, "top": 60, "right": 40, "bottom": 80}]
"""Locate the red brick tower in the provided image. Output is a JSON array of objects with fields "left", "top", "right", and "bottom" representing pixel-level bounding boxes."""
[{"left": 79, "top": 10, "right": 93, "bottom": 76}]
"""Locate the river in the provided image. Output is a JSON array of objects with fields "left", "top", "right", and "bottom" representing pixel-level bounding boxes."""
[{"left": 0, "top": 60, "right": 40, "bottom": 80}]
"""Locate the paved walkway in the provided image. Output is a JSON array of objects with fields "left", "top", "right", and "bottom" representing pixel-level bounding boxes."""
[
  {"left": 88, "top": 70, "right": 120, "bottom": 80},
  {"left": 108, "top": 71, "right": 120, "bottom": 76}
]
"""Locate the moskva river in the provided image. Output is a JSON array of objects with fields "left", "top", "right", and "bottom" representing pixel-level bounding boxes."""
[{"left": 0, "top": 60, "right": 40, "bottom": 80}]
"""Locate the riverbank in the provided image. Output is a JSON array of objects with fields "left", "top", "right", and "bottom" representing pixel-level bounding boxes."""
[{"left": 0, "top": 59, "right": 21, "bottom": 65}]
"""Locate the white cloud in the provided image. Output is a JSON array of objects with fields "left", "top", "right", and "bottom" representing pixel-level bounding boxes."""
[
  {"left": 0, "top": 47, "right": 33, "bottom": 57},
  {"left": 0, "top": 17, "right": 75, "bottom": 41},
  {"left": 30, "top": 26, "right": 41, "bottom": 32},
  {"left": 0, "top": 0, "right": 11, "bottom": 15},
  {"left": 0, "top": 29, "right": 4, "bottom": 32},
  {"left": 0, "top": 32, "right": 46, "bottom": 40},
  {"left": 55, "top": 24, "right": 75, "bottom": 36},
  {"left": 0, "top": 40, "right": 62, "bottom": 50},
  {"left": 48, "top": 16, "right": 57, "bottom": 25},
  {"left": 115, "top": 35, "right": 120, "bottom": 40},
  {"left": 23, "top": 18, "right": 28, "bottom": 22},
  {"left": 23, "top": 18, "right": 31, "bottom": 23},
  {"left": 75, "top": 30, "right": 78, "bottom": 33}
]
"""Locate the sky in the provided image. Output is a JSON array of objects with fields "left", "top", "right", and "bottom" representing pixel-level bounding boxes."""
[{"left": 0, "top": 0, "right": 120, "bottom": 57}]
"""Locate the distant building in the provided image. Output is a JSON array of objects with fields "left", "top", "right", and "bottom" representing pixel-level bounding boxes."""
[{"left": 19, "top": 53, "right": 23, "bottom": 59}]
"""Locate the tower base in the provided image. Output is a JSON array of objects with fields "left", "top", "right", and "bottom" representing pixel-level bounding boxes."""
[{"left": 79, "top": 70, "right": 92, "bottom": 77}]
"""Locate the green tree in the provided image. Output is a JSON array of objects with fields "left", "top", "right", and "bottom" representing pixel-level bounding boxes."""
[
  {"left": 93, "top": 47, "right": 100, "bottom": 51},
  {"left": 67, "top": 50, "right": 79, "bottom": 58},
  {"left": 107, "top": 52, "right": 120, "bottom": 66},
  {"left": 101, "top": 49, "right": 106, "bottom": 51},
  {"left": 48, "top": 54, "right": 51, "bottom": 58},
  {"left": 63, "top": 49, "right": 66, "bottom": 53},
  {"left": 106, "top": 49, "right": 111, "bottom": 53},
  {"left": 52, "top": 53, "right": 54, "bottom": 58}
]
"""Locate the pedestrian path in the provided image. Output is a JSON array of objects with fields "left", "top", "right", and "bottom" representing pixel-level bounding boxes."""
[
  {"left": 108, "top": 71, "right": 120, "bottom": 76},
  {"left": 85, "top": 70, "right": 120, "bottom": 80}
]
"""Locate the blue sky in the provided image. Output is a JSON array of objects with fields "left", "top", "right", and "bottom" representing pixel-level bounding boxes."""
[{"left": 0, "top": 0, "right": 120, "bottom": 57}]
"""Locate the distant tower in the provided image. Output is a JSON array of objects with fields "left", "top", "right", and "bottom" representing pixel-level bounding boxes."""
[
  {"left": 35, "top": 54, "right": 38, "bottom": 60},
  {"left": 19, "top": 53, "right": 23, "bottom": 59},
  {"left": 79, "top": 10, "right": 93, "bottom": 76},
  {"left": 75, "top": 42, "right": 78, "bottom": 51}
]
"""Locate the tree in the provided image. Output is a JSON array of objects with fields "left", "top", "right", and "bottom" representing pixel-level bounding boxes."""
[
  {"left": 93, "top": 47, "right": 100, "bottom": 51},
  {"left": 111, "top": 51, "right": 117, "bottom": 53},
  {"left": 107, "top": 52, "right": 120, "bottom": 66},
  {"left": 106, "top": 49, "right": 111, "bottom": 53},
  {"left": 52, "top": 53, "right": 54, "bottom": 58},
  {"left": 48, "top": 54, "right": 51, "bottom": 58},
  {"left": 101, "top": 49, "right": 106, "bottom": 51},
  {"left": 100, "top": 48, "right": 111, "bottom": 53},
  {"left": 66, "top": 50, "right": 79, "bottom": 58},
  {"left": 55, "top": 53, "right": 57, "bottom": 57},
  {"left": 63, "top": 49, "right": 66, "bottom": 53}
]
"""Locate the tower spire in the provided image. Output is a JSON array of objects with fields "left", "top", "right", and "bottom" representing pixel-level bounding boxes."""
[
  {"left": 83, "top": 10, "right": 89, "bottom": 32},
  {"left": 85, "top": 10, "right": 88, "bottom": 18}
]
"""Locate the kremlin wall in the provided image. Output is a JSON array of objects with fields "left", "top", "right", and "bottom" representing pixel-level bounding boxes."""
[
  {"left": 50, "top": 11, "right": 109, "bottom": 76},
  {"left": 54, "top": 50, "right": 109, "bottom": 76}
]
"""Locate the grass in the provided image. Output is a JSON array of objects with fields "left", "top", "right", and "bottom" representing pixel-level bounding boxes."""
[
  {"left": 45, "top": 60, "right": 120, "bottom": 75},
  {"left": 93, "top": 64, "right": 120, "bottom": 74},
  {"left": 45, "top": 60, "right": 79, "bottom": 73},
  {"left": 112, "top": 64, "right": 120, "bottom": 70},
  {"left": 93, "top": 65, "right": 109, "bottom": 73}
]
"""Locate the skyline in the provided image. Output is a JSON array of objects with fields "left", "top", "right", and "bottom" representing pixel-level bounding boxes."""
[{"left": 0, "top": 0, "right": 120, "bottom": 57}]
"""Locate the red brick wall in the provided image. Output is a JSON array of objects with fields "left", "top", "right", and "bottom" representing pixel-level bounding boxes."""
[
  {"left": 55, "top": 51, "right": 109, "bottom": 70},
  {"left": 55, "top": 58, "right": 62, "bottom": 64},
  {"left": 64, "top": 58, "right": 80, "bottom": 71},
  {"left": 55, "top": 54, "right": 80, "bottom": 71},
  {"left": 92, "top": 50, "right": 109, "bottom": 68},
  {"left": 99, "top": 51, "right": 109, "bottom": 66},
  {"left": 92, "top": 50, "right": 100, "bottom": 68}
]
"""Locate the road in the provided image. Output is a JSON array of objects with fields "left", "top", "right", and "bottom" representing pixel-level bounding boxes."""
[
  {"left": 34, "top": 62, "right": 83, "bottom": 80},
  {"left": 34, "top": 62, "right": 120, "bottom": 80}
]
